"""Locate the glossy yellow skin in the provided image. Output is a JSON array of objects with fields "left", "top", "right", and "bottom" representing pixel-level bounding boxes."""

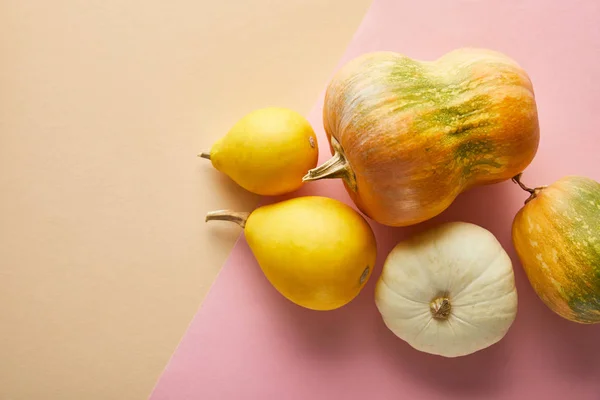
[
  {"left": 210, "top": 107, "right": 318, "bottom": 196},
  {"left": 512, "top": 176, "right": 600, "bottom": 324},
  {"left": 244, "top": 196, "right": 377, "bottom": 311}
]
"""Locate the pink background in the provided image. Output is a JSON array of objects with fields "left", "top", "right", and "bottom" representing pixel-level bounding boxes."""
[{"left": 150, "top": 0, "right": 600, "bottom": 399}]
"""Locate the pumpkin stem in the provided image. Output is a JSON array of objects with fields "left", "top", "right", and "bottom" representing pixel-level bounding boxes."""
[
  {"left": 512, "top": 173, "right": 535, "bottom": 194},
  {"left": 205, "top": 210, "right": 250, "bottom": 228},
  {"left": 511, "top": 173, "right": 547, "bottom": 204},
  {"left": 302, "top": 137, "right": 357, "bottom": 192},
  {"left": 430, "top": 296, "right": 451, "bottom": 320},
  {"left": 198, "top": 152, "right": 211, "bottom": 160}
]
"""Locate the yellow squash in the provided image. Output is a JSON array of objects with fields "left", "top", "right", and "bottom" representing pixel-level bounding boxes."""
[
  {"left": 201, "top": 107, "right": 318, "bottom": 196},
  {"left": 205, "top": 196, "right": 377, "bottom": 311}
]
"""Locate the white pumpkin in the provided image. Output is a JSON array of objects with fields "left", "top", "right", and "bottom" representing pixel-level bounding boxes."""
[{"left": 374, "top": 221, "right": 518, "bottom": 358}]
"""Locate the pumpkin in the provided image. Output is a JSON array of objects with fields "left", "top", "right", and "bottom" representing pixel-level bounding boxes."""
[
  {"left": 374, "top": 221, "right": 518, "bottom": 358},
  {"left": 304, "top": 48, "right": 540, "bottom": 227},
  {"left": 512, "top": 174, "right": 600, "bottom": 324}
]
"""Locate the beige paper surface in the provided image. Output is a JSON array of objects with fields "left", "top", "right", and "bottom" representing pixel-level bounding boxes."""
[{"left": 0, "top": 1, "right": 371, "bottom": 399}]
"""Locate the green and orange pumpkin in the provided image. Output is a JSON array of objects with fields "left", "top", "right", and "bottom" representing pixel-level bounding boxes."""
[
  {"left": 512, "top": 174, "right": 600, "bottom": 324},
  {"left": 304, "top": 48, "right": 540, "bottom": 227}
]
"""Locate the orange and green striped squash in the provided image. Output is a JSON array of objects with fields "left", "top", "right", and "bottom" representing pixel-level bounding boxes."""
[
  {"left": 304, "top": 48, "right": 540, "bottom": 227},
  {"left": 512, "top": 175, "right": 600, "bottom": 324}
]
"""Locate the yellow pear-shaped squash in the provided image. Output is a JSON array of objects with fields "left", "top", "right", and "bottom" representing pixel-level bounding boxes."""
[
  {"left": 201, "top": 107, "right": 318, "bottom": 196},
  {"left": 206, "top": 196, "right": 377, "bottom": 311}
]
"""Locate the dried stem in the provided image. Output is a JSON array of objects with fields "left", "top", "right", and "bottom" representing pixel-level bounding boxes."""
[
  {"left": 205, "top": 210, "right": 250, "bottom": 228},
  {"left": 430, "top": 296, "right": 452, "bottom": 320},
  {"left": 198, "top": 152, "right": 211, "bottom": 160},
  {"left": 511, "top": 173, "right": 547, "bottom": 204},
  {"left": 302, "top": 136, "right": 357, "bottom": 192}
]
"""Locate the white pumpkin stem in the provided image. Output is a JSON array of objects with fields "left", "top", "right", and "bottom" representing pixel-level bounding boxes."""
[
  {"left": 302, "top": 136, "right": 357, "bottom": 192},
  {"left": 205, "top": 210, "right": 250, "bottom": 228},
  {"left": 430, "top": 296, "right": 452, "bottom": 320},
  {"left": 512, "top": 173, "right": 547, "bottom": 204}
]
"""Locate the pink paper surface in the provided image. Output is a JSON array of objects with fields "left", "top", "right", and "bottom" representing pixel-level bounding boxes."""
[{"left": 150, "top": 1, "right": 600, "bottom": 399}]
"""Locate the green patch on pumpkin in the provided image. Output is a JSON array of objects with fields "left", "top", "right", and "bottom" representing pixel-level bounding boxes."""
[
  {"left": 429, "top": 95, "right": 490, "bottom": 127},
  {"left": 567, "top": 295, "right": 600, "bottom": 323},
  {"left": 386, "top": 57, "right": 468, "bottom": 108},
  {"left": 559, "top": 177, "right": 600, "bottom": 322},
  {"left": 453, "top": 139, "right": 502, "bottom": 177},
  {"left": 455, "top": 139, "right": 494, "bottom": 160},
  {"left": 384, "top": 58, "right": 497, "bottom": 138}
]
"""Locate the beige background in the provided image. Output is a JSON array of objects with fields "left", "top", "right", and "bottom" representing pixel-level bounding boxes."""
[{"left": 0, "top": 1, "right": 371, "bottom": 399}]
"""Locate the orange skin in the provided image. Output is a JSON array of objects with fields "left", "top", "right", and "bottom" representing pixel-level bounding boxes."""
[{"left": 310, "top": 48, "right": 540, "bottom": 227}]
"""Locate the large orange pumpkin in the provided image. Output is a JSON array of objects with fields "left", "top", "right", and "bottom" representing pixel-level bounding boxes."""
[{"left": 304, "top": 48, "right": 540, "bottom": 226}]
